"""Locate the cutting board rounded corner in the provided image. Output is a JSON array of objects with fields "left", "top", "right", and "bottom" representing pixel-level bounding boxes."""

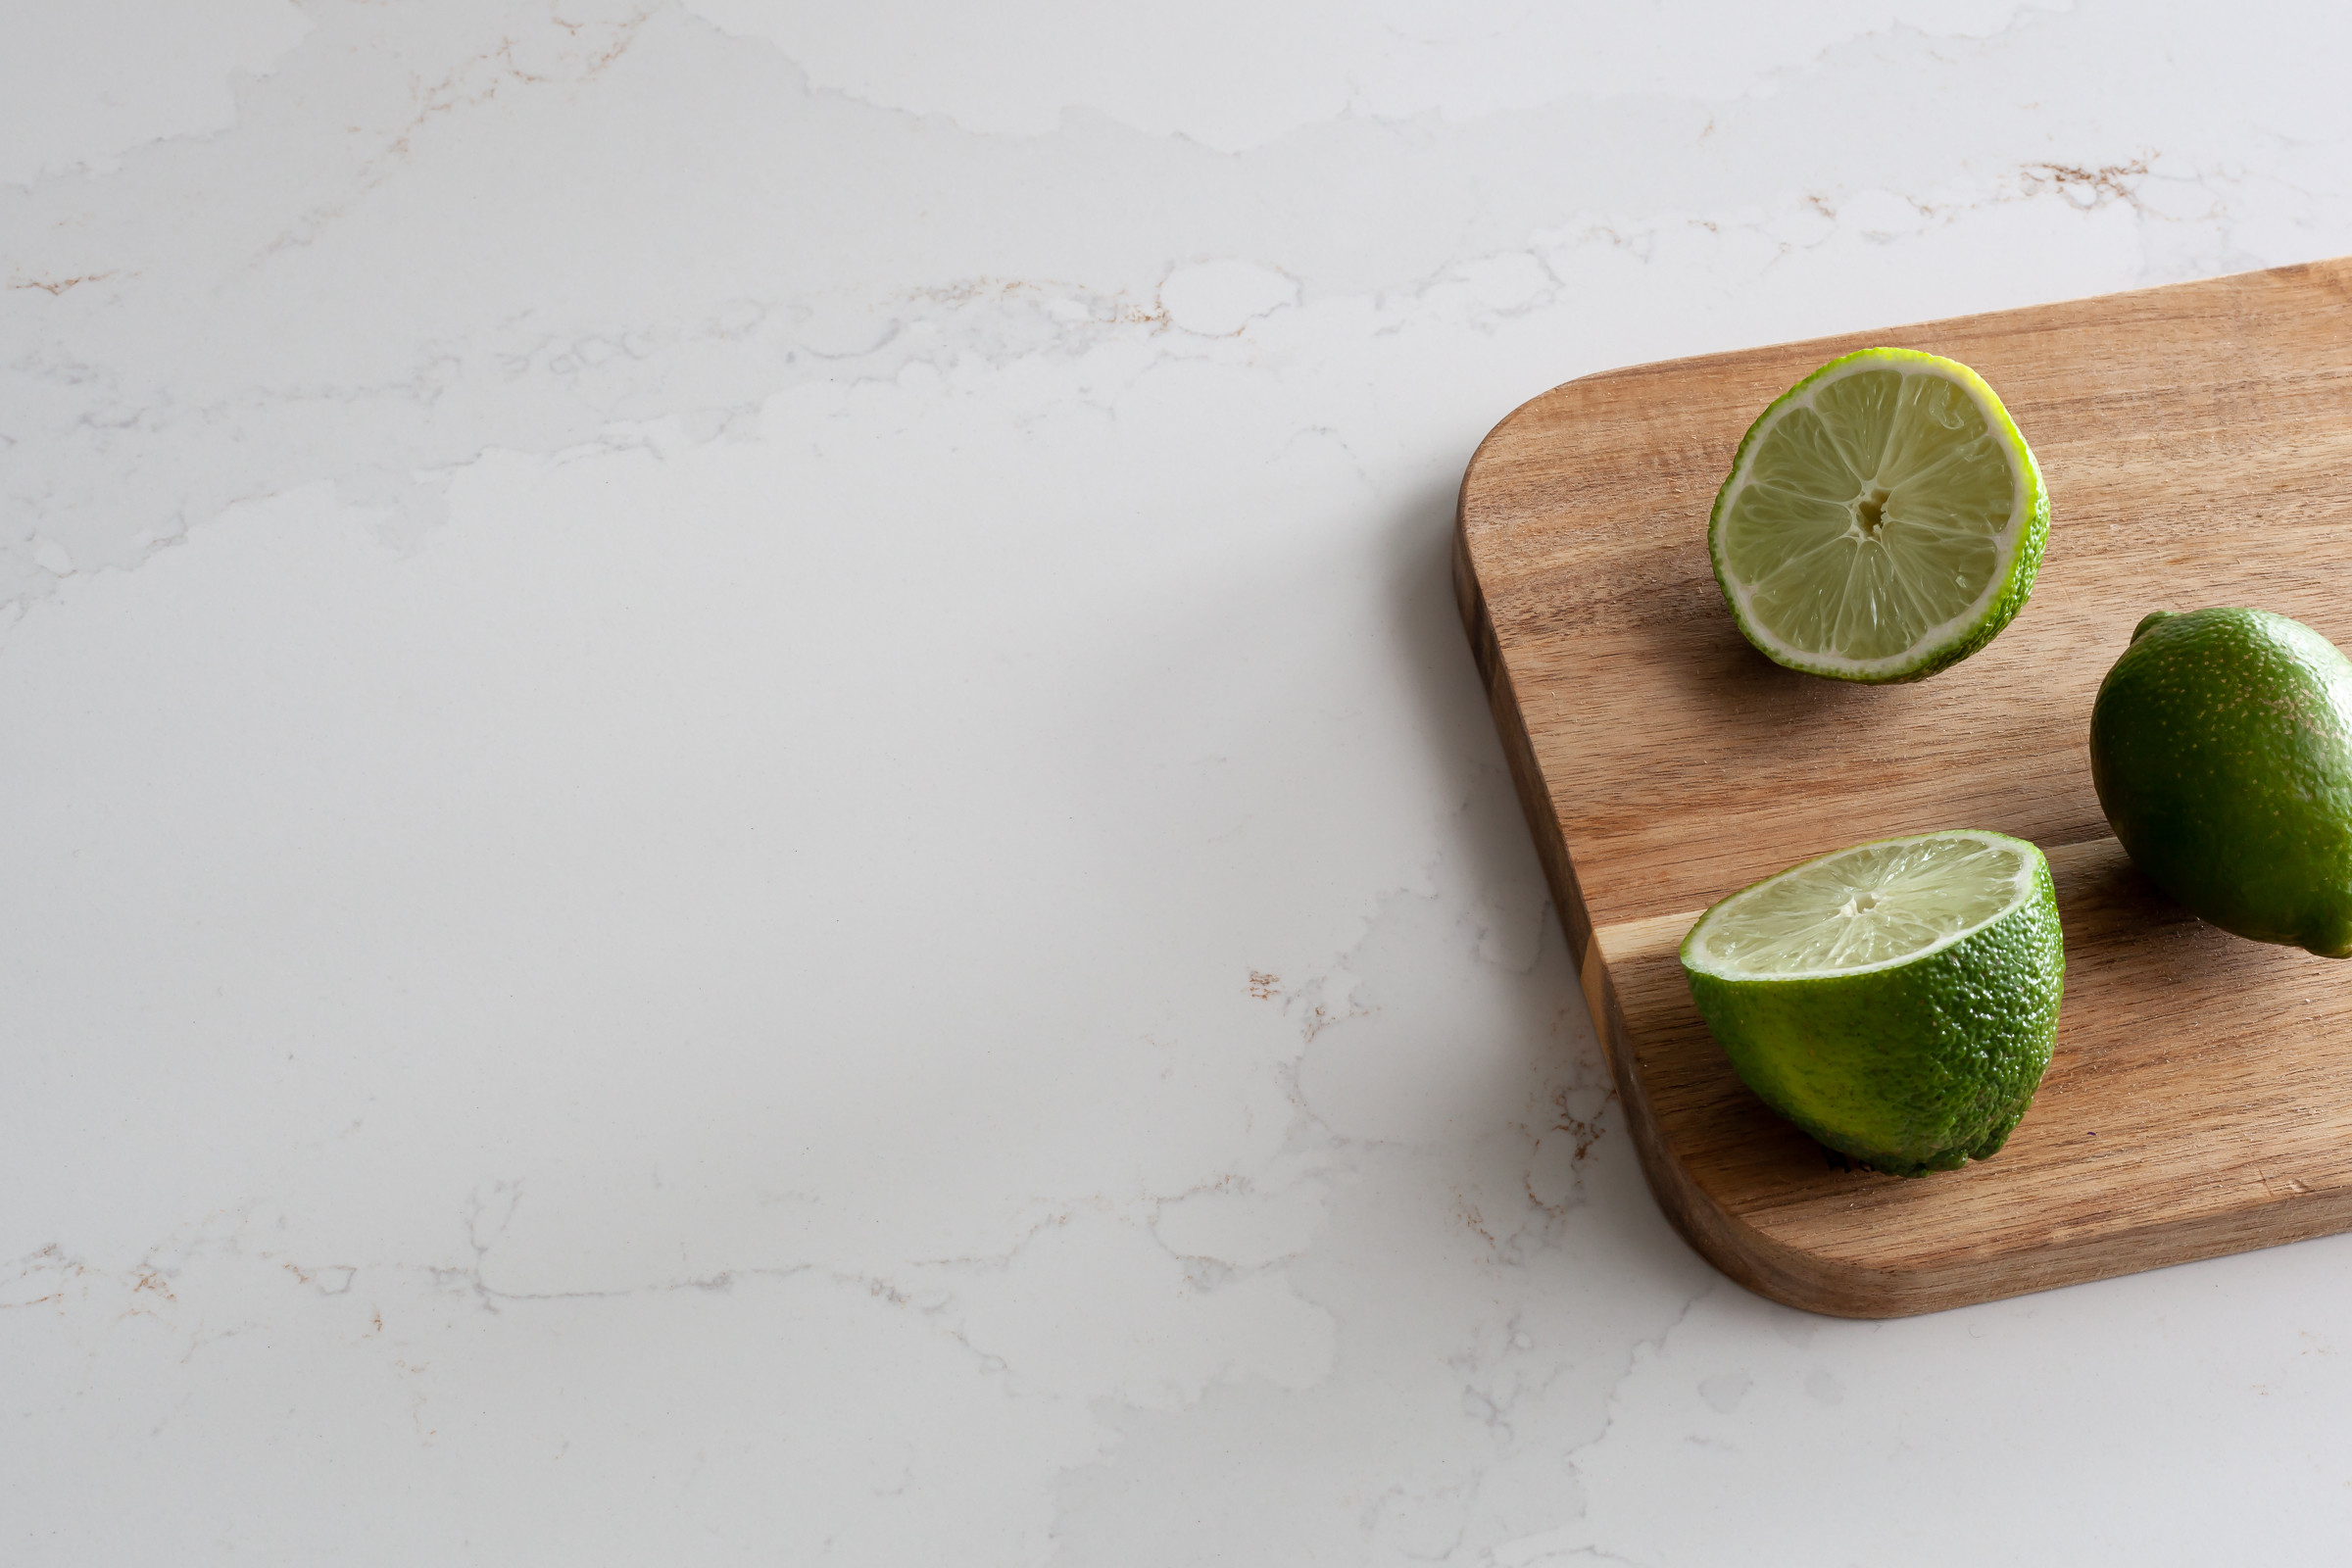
[
  {"left": 1455, "top": 358, "right": 1681, "bottom": 556},
  {"left": 1621, "top": 1073, "right": 1962, "bottom": 1321}
]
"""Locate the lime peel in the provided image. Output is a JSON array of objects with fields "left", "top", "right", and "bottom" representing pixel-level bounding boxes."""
[{"left": 2092, "top": 607, "right": 2352, "bottom": 958}]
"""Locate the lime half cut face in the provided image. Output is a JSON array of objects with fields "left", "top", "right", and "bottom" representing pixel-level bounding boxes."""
[
  {"left": 1679, "top": 828, "right": 2065, "bottom": 1176},
  {"left": 1709, "top": 348, "right": 2048, "bottom": 683},
  {"left": 1683, "top": 830, "right": 2040, "bottom": 980}
]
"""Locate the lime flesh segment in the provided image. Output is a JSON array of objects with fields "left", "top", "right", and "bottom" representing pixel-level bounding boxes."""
[
  {"left": 1680, "top": 830, "right": 2064, "bottom": 1177},
  {"left": 1685, "top": 832, "right": 2033, "bottom": 976},
  {"left": 1709, "top": 348, "right": 2048, "bottom": 683}
]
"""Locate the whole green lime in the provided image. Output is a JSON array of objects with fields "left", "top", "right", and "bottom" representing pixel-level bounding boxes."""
[
  {"left": 1680, "top": 830, "right": 2064, "bottom": 1176},
  {"left": 2091, "top": 608, "right": 2352, "bottom": 957}
]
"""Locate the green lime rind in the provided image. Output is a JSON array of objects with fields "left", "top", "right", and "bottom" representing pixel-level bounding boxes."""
[
  {"left": 2091, "top": 607, "right": 2352, "bottom": 958},
  {"left": 1707, "top": 347, "right": 2050, "bottom": 684},
  {"left": 1679, "top": 831, "right": 2064, "bottom": 1177}
]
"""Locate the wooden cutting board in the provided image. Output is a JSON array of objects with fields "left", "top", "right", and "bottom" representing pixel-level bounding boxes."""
[{"left": 1454, "top": 258, "right": 2352, "bottom": 1318}]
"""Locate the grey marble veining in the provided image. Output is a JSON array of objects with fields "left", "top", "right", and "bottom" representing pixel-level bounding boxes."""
[{"left": 6, "top": 2, "right": 2352, "bottom": 1561}]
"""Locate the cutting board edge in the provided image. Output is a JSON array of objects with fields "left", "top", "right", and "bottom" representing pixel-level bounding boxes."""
[
  {"left": 1454, "top": 501, "right": 1840, "bottom": 1307},
  {"left": 1452, "top": 503, "right": 1595, "bottom": 971}
]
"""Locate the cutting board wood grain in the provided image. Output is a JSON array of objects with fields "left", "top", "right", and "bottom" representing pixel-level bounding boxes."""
[{"left": 1454, "top": 258, "right": 2352, "bottom": 1318}]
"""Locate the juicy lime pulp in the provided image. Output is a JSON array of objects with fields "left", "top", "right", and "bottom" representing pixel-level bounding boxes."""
[
  {"left": 1683, "top": 830, "right": 2041, "bottom": 979},
  {"left": 1709, "top": 348, "right": 2048, "bottom": 683}
]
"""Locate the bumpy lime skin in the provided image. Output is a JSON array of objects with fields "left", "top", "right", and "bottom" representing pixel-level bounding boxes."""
[
  {"left": 2091, "top": 608, "right": 2352, "bottom": 958},
  {"left": 1681, "top": 855, "right": 2064, "bottom": 1177},
  {"left": 1706, "top": 347, "right": 2051, "bottom": 684}
]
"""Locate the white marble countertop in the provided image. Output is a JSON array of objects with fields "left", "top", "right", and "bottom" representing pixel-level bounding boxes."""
[{"left": 8, "top": 2, "right": 2352, "bottom": 1561}]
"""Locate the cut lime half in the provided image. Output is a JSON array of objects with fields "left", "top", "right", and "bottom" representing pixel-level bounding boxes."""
[
  {"left": 1680, "top": 829, "right": 2064, "bottom": 1176},
  {"left": 1709, "top": 348, "right": 2048, "bottom": 683},
  {"left": 1683, "top": 830, "right": 2042, "bottom": 978}
]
